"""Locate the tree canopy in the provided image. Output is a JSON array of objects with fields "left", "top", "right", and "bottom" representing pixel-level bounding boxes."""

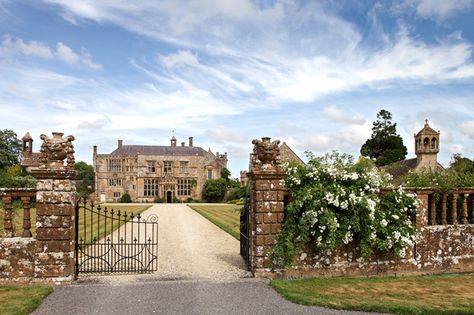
[
  {"left": 74, "top": 161, "right": 94, "bottom": 197},
  {"left": 202, "top": 178, "right": 227, "bottom": 202},
  {"left": 0, "top": 129, "right": 21, "bottom": 171},
  {"left": 360, "top": 110, "right": 407, "bottom": 166},
  {"left": 449, "top": 154, "right": 473, "bottom": 174}
]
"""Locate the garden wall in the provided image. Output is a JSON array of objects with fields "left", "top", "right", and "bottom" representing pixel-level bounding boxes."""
[{"left": 245, "top": 137, "right": 474, "bottom": 278}]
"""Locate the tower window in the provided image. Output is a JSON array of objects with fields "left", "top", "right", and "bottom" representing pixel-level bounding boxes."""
[
  {"left": 423, "top": 137, "right": 429, "bottom": 149},
  {"left": 431, "top": 138, "right": 438, "bottom": 149}
]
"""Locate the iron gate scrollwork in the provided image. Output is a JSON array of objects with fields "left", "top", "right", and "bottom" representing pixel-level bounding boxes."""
[{"left": 75, "top": 201, "right": 158, "bottom": 275}]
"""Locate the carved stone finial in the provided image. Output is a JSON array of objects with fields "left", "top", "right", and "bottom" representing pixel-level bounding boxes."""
[
  {"left": 39, "top": 132, "right": 75, "bottom": 170},
  {"left": 251, "top": 137, "right": 281, "bottom": 170}
]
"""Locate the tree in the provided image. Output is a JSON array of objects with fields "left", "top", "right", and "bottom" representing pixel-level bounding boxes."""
[
  {"left": 202, "top": 178, "right": 227, "bottom": 202},
  {"left": 0, "top": 129, "right": 21, "bottom": 171},
  {"left": 74, "top": 161, "right": 94, "bottom": 197},
  {"left": 360, "top": 110, "right": 407, "bottom": 166},
  {"left": 220, "top": 168, "right": 231, "bottom": 182},
  {"left": 449, "top": 154, "right": 474, "bottom": 174},
  {"left": 120, "top": 193, "right": 132, "bottom": 203}
]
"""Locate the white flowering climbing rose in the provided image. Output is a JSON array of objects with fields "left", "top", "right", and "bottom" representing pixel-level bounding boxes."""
[{"left": 271, "top": 151, "right": 419, "bottom": 267}]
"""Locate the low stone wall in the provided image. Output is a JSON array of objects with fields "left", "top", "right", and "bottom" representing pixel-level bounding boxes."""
[
  {"left": 244, "top": 138, "right": 474, "bottom": 278},
  {"left": 0, "top": 238, "right": 36, "bottom": 282},
  {"left": 279, "top": 224, "right": 474, "bottom": 278}
]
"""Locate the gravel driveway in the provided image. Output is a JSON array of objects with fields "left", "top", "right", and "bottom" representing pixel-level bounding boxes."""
[{"left": 148, "top": 203, "right": 247, "bottom": 280}]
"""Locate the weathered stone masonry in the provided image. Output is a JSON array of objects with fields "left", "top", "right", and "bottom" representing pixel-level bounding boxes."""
[
  {"left": 0, "top": 132, "right": 77, "bottom": 283},
  {"left": 245, "top": 137, "right": 474, "bottom": 278}
]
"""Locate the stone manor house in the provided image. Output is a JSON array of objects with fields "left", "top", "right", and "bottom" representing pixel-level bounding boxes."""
[{"left": 93, "top": 136, "right": 227, "bottom": 202}]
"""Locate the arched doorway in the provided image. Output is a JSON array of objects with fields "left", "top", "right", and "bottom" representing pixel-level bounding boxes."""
[{"left": 166, "top": 191, "right": 172, "bottom": 203}]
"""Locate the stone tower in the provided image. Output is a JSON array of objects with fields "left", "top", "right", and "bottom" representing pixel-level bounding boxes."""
[{"left": 414, "top": 120, "right": 440, "bottom": 170}]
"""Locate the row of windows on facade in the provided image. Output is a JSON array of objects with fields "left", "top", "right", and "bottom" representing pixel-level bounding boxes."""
[
  {"left": 143, "top": 179, "right": 193, "bottom": 196},
  {"left": 107, "top": 159, "right": 190, "bottom": 173}
]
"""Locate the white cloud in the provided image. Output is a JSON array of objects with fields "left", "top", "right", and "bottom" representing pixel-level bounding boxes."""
[
  {"left": 323, "top": 105, "right": 365, "bottom": 125},
  {"left": 205, "top": 125, "right": 246, "bottom": 144},
  {"left": 159, "top": 50, "right": 200, "bottom": 69},
  {"left": 450, "top": 144, "right": 464, "bottom": 154},
  {"left": 40, "top": 1, "right": 474, "bottom": 104},
  {"left": 0, "top": 34, "right": 53, "bottom": 58},
  {"left": 0, "top": 34, "right": 101, "bottom": 70},
  {"left": 56, "top": 42, "right": 79, "bottom": 64},
  {"left": 77, "top": 116, "right": 111, "bottom": 130},
  {"left": 412, "top": 0, "right": 473, "bottom": 20}
]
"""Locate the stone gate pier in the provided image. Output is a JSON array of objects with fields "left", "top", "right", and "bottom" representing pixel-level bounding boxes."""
[{"left": 0, "top": 132, "right": 77, "bottom": 283}]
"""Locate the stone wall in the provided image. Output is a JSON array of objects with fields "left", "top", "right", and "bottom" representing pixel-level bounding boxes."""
[
  {"left": 245, "top": 138, "right": 474, "bottom": 278},
  {"left": 0, "top": 132, "right": 77, "bottom": 283},
  {"left": 247, "top": 178, "right": 474, "bottom": 277}
]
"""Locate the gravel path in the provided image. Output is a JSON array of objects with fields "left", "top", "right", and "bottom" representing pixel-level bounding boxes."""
[{"left": 152, "top": 203, "right": 247, "bottom": 280}]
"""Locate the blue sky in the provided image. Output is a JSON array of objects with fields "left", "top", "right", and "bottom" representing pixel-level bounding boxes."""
[{"left": 0, "top": 0, "right": 473, "bottom": 176}]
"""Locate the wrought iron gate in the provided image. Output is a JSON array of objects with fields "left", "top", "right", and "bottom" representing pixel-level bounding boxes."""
[
  {"left": 75, "top": 201, "right": 158, "bottom": 275},
  {"left": 240, "top": 198, "right": 250, "bottom": 267}
]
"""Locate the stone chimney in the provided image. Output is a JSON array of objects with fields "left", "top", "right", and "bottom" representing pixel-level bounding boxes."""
[
  {"left": 118, "top": 140, "right": 123, "bottom": 148},
  {"left": 93, "top": 145, "right": 97, "bottom": 156},
  {"left": 189, "top": 137, "right": 193, "bottom": 147},
  {"left": 171, "top": 136, "right": 177, "bottom": 147},
  {"left": 181, "top": 142, "right": 185, "bottom": 147}
]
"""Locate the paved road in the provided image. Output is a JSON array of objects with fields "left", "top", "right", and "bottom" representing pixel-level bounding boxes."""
[
  {"left": 34, "top": 204, "right": 379, "bottom": 315},
  {"left": 33, "top": 278, "right": 375, "bottom": 315}
]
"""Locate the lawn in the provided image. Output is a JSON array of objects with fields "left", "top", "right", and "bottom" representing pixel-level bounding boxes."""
[
  {"left": 0, "top": 202, "right": 151, "bottom": 242},
  {"left": 77, "top": 203, "right": 153, "bottom": 244},
  {"left": 0, "top": 284, "right": 53, "bottom": 315},
  {"left": 271, "top": 274, "right": 474, "bottom": 314},
  {"left": 0, "top": 201, "right": 37, "bottom": 236},
  {"left": 188, "top": 204, "right": 242, "bottom": 240}
]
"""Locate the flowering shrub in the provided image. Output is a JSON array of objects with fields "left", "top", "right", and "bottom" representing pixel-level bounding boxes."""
[{"left": 271, "top": 151, "right": 419, "bottom": 267}]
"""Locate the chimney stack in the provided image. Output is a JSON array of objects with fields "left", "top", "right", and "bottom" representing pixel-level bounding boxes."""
[
  {"left": 93, "top": 145, "right": 97, "bottom": 156},
  {"left": 181, "top": 142, "right": 185, "bottom": 147},
  {"left": 189, "top": 137, "right": 193, "bottom": 147},
  {"left": 118, "top": 140, "right": 123, "bottom": 148}
]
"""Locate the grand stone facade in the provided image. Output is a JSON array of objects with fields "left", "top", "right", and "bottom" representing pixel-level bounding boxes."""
[{"left": 93, "top": 137, "right": 227, "bottom": 202}]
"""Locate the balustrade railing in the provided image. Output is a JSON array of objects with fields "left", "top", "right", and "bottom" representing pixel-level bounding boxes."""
[
  {"left": 0, "top": 188, "right": 36, "bottom": 237},
  {"left": 407, "top": 188, "right": 474, "bottom": 226}
]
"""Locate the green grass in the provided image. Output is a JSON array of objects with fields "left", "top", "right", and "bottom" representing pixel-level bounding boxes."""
[
  {"left": 271, "top": 274, "right": 474, "bottom": 314},
  {"left": 0, "top": 284, "right": 53, "bottom": 315},
  {"left": 188, "top": 204, "right": 242, "bottom": 240},
  {"left": 0, "top": 203, "right": 37, "bottom": 237},
  {"left": 78, "top": 204, "right": 152, "bottom": 244},
  {"left": 0, "top": 203, "right": 151, "bottom": 243}
]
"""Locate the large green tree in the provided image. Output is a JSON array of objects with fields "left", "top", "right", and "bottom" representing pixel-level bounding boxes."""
[
  {"left": 449, "top": 154, "right": 473, "bottom": 174},
  {"left": 0, "top": 129, "right": 21, "bottom": 170},
  {"left": 360, "top": 110, "right": 407, "bottom": 166},
  {"left": 74, "top": 161, "right": 94, "bottom": 197}
]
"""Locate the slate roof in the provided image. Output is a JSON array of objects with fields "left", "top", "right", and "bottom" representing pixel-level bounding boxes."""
[{"left": 110, "top": 145, "right": 207, "bottom": 157}]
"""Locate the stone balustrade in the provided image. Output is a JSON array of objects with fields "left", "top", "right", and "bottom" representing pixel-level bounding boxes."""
[
  {"left": 0, "top": 188, "right": 36, "bottom": 238},
  {"left": 405, "top": 188, "right": 474, "bottom": 226}
]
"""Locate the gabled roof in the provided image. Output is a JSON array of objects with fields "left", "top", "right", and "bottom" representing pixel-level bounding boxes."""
[
  {"left": 279, "top": 142, "right": 305, "bottom": 165},
  {"left": 416, "top": 121, "right": 439, "bottom": 137},
  {"left": 110, "top": 145, "right": 207, "bottom": 157}
]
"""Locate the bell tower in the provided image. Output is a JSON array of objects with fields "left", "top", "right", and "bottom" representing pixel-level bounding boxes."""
[{"left": 414, "top": 120, "right": 440, "bottom": 170}]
